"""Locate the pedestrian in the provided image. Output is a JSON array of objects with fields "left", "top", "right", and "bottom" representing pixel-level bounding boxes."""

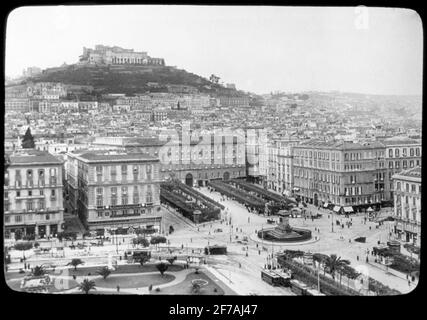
[
  {"left": 357, "top": 256, "right": 359, "bottom": 261},
  {"left": 117, "top": 285, "right": 120, "bottom": 292}
]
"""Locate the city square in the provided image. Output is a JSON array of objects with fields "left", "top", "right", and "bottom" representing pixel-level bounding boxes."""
[{"left": 3, "top": 6, "right": 422, "bottom": 297}]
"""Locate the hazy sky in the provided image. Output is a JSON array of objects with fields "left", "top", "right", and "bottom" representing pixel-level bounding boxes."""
[{"left": 5, "top": 5, "right": 423, "bottom": 95}]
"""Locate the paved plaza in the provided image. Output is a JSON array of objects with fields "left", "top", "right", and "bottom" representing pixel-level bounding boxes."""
[{"left": 6, "top": 187, "right": 417, "bottom": 295}]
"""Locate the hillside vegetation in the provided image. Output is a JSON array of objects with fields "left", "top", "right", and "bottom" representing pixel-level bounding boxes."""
[{"left": 25, "top": 64, "right": 247, "bottom": 97}]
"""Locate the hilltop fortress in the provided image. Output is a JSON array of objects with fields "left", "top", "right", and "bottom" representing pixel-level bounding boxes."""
[{"left": 79, "top": 44, "right": 165, "bottom": 66}]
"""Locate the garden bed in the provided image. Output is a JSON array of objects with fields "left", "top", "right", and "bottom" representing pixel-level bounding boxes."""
[
  {"left": 150, "top": 271, "right": 225, "bottom": 295},
  {"left": 95, "top": 273, "right": 175, "bottom": 289}
]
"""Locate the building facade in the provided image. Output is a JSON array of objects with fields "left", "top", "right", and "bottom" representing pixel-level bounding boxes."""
[
  {"left": 4, "top": 150, "right": 64, "bottom": 239},
  {"left": 79, "top": 45, "right": 165, "bottom": 66},
  {"left": 91, "top": 133, "right": 247, "bottom": 187},
  {"left": 383, "top": 137, "right": 422, "bottom": 202},
  {"left": 267, "top": 138, "right": 300, "bottom": 195},
  {"left": 245, "top": 126, "right": 268, "bottom": 185},
  {"left": 5, "top": 98, "right": 30, "bottom": 113},
  {"left": 219, "top": 96, "right": 250, "bottom": 109},
  {"left": 65, "top": 150, "right": 162, "bottom": 232},
  {"left": 293, "top": 140, "right": 387, "bottom": 212},
  {"left": 392, "top": 166, "right": 421, "bottom": 246}
]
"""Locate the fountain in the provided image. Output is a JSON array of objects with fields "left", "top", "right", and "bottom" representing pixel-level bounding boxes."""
[{"left": 258, "top": 210, "right": 312, "bottom": 242}]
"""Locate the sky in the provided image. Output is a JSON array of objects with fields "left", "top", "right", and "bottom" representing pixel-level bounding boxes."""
[{"left": 5, "top": 5, "right": 423, "bottom": 95}]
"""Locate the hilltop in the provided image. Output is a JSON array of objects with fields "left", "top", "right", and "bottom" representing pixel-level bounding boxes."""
[{"left": 21, "top": 63, "right": 248, "bottom": 97}]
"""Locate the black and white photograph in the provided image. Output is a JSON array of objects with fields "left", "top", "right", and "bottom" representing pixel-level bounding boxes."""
[{"left": 3, "top": 5, "right": 422, "bottom": 298}]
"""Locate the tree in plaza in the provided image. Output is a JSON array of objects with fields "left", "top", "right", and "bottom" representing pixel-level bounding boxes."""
[
  {"left": 324, "top": 254, "right": 350, "bottom": 281},
  {"left": 138, "top": 255, "right": 150, "bottom": 267},
  {"left": 31, "top": 265, "right": 46, "bottom": 277},
  {"left": 78, "top": 278, "right": 96, "bottom": 294},
  {"left": 132, "top": 236, "right": 149, "bottom": 247},
  {"left": 21, "top": 127, "right": 35, "bottom": 149},
  {"left": 96, "top": 266, "right": 111, "bottom": 280},
  {"left": 150, "top": 236, "right": 167, "bottom": 246},
  {"left": 167, "top": 257, "right": 177, "bottom": 265},
  {"left": 156, "top": 262, "right": 168, "bottom": 277},
  {"left": 192, "top": 282, "right": 202, "bottom": 294},
  {"left": 14, "top": 241, "right": 33, "bottom": 251},
  {"left": 67, "top": 258, "right": 84, "bottom": 271}
]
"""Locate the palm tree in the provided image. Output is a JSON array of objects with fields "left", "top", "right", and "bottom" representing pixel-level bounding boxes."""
[
  {"left": 156, "top": 262, "right": 168, "bottom": 277},
  {"left": 78, "top": 278, "right": 96, "bottom": 294},
  {"left": 67, "top": 258, "right": 84, "bottom": 271},
  {"left": 32, "top": 265, "right": 46, "bottom": 277},
  {"left": 324, "top": 254, "right": 350, "bottom": 281},
  {"left": 96, "top": 266, "right": 111, "bottom": 280}
]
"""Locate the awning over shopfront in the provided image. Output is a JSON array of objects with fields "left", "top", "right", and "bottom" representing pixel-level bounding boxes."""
[
  {"left": 333, "top": 206, "right": 340, "bottom": 212},
  {"left": 323, "top": 203, "right": 329, "bottom": 208},
  {"left": 343, "top": 206, "right": 354, "bottom": 213}
]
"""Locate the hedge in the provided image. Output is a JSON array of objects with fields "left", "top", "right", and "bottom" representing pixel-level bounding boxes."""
[{"left": 277, "top": 255, "right": 361, "bottom": 296}]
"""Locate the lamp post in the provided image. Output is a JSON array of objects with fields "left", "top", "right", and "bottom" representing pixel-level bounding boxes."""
[{"left": 331, "top": 209, "right": 334, "bottom": 233}]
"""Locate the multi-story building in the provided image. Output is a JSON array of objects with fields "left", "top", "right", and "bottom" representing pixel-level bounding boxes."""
[
  {"left": 27, "top": 82, "right": 67, "bottom": 99},
  {"left": 5, "top": 98, "right": 30, "bottom": 113},
  {"left": 151, "top": 110, "right": 168, "bottom": 122},
  {"left": 382, "top": 136, "right": 422, "bottom": 202},
  {"left": 4, "top": 150, "right": 64, "bottom": 239},
  {"left": 392, "top": 166, "right": 421, "bottom": 246},
  {"left": 245, "top": 126, "right": 268, "bottom": 185},
  {"left": 91, "top": 132, "right": 247, "bottom": 187},
  {"left": 267, "top": 138, "right": 300, "bottom": 195},
  {"left": 219, "top": 96, "right": 250, "bottom": 109},
  {"left": 22, "top": 66, "right": 42, "bottom": 78},
  {"left": 293, "top": 140, "right": 386, "bottom": 212},
  {"left": 65, "top": 150, "right": 162, "bottom": 233}
]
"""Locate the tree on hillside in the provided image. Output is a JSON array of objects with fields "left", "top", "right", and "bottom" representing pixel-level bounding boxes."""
[{"left": 22, "top": 127, "right": 35, "bottom": 149}]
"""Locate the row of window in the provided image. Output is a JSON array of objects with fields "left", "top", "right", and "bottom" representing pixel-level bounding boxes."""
[
  {"left": 396, "top": 182, "right": 421, "bottom": 194},
  {"left": 97, "top": 208, "right": 143, "bottom": 217},
  {"left": 4, "top": 189, "right": 56, "bottom": 198},
  {"left": 389, "top": 159, "right": 420, "bottom": 169},
  {"left": 5, "top": 213, "right": 54, "bottom": 223},
  {"left": 388, "top": 147, "right": 420, "bottom": 158}
]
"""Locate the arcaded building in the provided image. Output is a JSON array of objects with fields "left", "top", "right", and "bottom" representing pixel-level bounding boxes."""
[{"left": 91, "top": 133, "right": 247, "bottom": 187}]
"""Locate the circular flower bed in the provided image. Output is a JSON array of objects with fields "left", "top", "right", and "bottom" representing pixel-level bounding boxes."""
[{"left": 191, "top": 279, "right": 208, "bottom": 287}]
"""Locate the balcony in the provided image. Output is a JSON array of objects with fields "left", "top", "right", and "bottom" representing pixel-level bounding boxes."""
[{"left": 15, "top": 194, "right": 45, "bottom": 200}]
